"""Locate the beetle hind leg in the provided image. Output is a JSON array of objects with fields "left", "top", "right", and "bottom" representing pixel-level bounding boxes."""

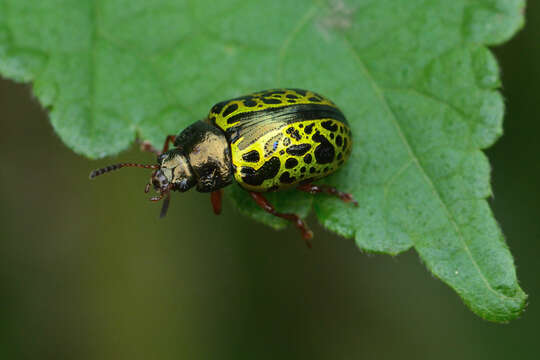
[
  {"left": 249, "top": 192, "right": 313, "bottom": 247},
  {"left": 297, "top": 183, "right": 358, "bottom": 206}
]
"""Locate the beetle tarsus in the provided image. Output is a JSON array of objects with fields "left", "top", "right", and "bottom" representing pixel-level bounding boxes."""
[{"left": 297, "top": 183, "right": 358, "bottom": 206}]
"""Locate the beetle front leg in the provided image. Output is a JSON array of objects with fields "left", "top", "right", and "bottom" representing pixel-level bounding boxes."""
[
  {"left": 136, "top": 134, "right": 176, "bottom": 156},
  {"left": 249, "top": 192, "right": 313, "bottom": 247},
  {"left": 297, "top": 183, "right": 358, "bottom": 206},
  {"left": 136, "top": 138, "right": 161, "bottom": 155},
  {"left": 210, "top": 189, "right": 223, "bottom": 215},
  {"left": 161, "top": 135, "right": 176, "bottom": 153}
]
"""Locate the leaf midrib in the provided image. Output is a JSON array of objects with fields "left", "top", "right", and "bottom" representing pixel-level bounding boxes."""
[{"left": 341, "top": 35, "right": 516, "bottom": 303}]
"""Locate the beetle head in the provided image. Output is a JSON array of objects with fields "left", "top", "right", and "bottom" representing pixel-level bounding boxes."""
[
  {"left": 89, "top": 148, "right": 195, "bottom": 218},
  {"left": 155, "top": 149, "right": 195, "bottom": 193}
]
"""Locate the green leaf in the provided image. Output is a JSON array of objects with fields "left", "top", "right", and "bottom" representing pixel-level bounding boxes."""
[{"left": 0, "top": 0, "right": 527, "bottom": 321}]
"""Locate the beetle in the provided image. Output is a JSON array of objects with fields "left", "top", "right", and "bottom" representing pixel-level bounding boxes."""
[{"left": 90, "top": 89, "right": 357, "bottom": 246}]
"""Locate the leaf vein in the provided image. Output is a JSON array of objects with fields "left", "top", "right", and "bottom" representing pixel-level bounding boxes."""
[
  {"left": 342, "top": 35, "right": 515, "bottom": 301},
  {"left": 277, "top": 5, "right": 319, "bottom": 83}
]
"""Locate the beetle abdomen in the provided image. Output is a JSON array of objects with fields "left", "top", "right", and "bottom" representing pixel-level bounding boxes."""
[{"left": 209, "top": 89, "right": 352, "bottom": 192}]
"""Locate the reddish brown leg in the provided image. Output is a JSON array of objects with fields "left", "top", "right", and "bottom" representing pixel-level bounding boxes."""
[
  {"left": 297, "top": 183, "right": 359, "bottom": 206},
  {"left": 136, "top": 135, "right": 176, "bottom": 156},
  {"left": 136, "top": 138, "right": 161, "bottom": 155},
  {"left": 249, "top": 192, "right": 313, "bottom": 247},
  {"left": 150, "top": 193, "right": 165, "bottom": 202},
  {"left": 210, "top": 189, "right": 223, "bottom": 215},
  {"left": 161, "top": 135, "right": 176, "bottom": 153}
]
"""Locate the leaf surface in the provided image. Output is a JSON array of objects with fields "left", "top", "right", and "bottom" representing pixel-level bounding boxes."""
[{"left": 0, "top": 0, "right": 527, "bottom": 321}]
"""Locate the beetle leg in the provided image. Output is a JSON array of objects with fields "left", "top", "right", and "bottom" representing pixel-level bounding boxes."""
[
  {"left": 249, "top": 192, "right": 313, "bottom": 247},
  {"left": 297, "top": 183, "right": 358, "bottom": 206},
  {"left": 161, "top": 135, "right": 176, "bottom": 153},
  {"left": 136, "top": 135, "right": 177, "bottom": 155},
  {"left": 136, "top": 138, "right": 161, "bottom": 155},
  {"left": 210, "top": 189, "right": 223, "bottom": 215}
]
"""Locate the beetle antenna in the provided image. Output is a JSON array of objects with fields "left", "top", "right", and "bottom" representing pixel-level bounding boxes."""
[{"left": 89, "top": 163, "right": 160, "bottom": 179}]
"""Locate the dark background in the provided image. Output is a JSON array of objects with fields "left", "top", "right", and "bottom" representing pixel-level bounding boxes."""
[{"left": 1, "top": 4, "right": 538, "bottom": 360}]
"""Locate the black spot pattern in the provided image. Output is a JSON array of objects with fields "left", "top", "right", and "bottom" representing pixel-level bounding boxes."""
[
  {"left": 343, "top": 138, "right": 348, "bottom": 148},
  {"left": 300, "top": 167, "right": 306, "bottom": 173},
  {"left": 309, "top": 167, "right": 316, "bottom": 173},
  {"left": 262, "top": 98, "right": 282, "bottom": 104},
  {"left": 244, "top": 99, "right": 257, "bottom": 107},
  {"left": 308, "top": 96, "right": 322, "bottom": 102},
  {"left": 286, "top": 127, "right": 301, "bottom": 141},
  {"left": 312, "top": 131, "right": 335, "bottom": 164},
  {"left": 304, "top": 123, "right": 314, "bottom": 134},
  {"left": 223, "top": 103, "right": 238, "bottom": 118},
  {"left": 242, "top": 150, "right": 260, "bottom": 163},
  {"left": 304, "top": 153, "right": 312, "bottom": 164},
  {"left": 285, "top": 158, "right": 298, "bottom": 169},
  {"left": 321, "top": 120, "right": 338, "bottom": 132},
  {"left": 336, "top": 135, "right": 342, "bottom": 147},
  {"left": 283, "top": 137, "right": 291, "bottom": 146},
  {"left": 241, "top": 157, "right": 281, "bottom": 186},
  {"left": 291, "top": 129, "right": 301, "bottom": 141},
  {"left": 286, "top": 94, "right": 299, "bottom": 99},
  {"left": 286, "top": 143, "right": 311, "bottom": 156},
  {"left": 279, "top": 171, "right": 295, "bottom": 184},
  {"left": 264, "top": 133, "right": 283, "bottom": 157},
  {"left": 211, "top": 101, "right": 226, "bottom": 114}
]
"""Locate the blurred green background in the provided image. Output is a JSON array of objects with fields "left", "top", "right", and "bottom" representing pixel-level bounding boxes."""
[{"left": 1, "top": 4, "right": 538, "bottom": 360}]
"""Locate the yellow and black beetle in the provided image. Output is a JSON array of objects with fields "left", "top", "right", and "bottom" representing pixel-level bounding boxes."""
[{"left": 90, "top": 89, "right": 357, "bottom": 245}]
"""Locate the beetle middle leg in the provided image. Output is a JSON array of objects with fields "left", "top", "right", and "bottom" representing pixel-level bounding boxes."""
[
  {"left": 297, "top": 183, "right": 358, "bottom": 206},
  {"left": 210, "top": 189, "right": 223, "bottom": 215},
  {"left": 249, "top": 192, "right": 313, "bottom": 247}
]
